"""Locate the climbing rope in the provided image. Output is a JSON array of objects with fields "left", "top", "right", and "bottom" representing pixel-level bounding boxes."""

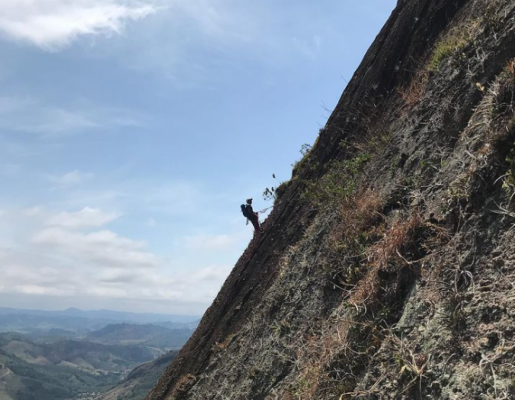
[{"left": 257, "top": 206, "right": 273, "bottom": 215}]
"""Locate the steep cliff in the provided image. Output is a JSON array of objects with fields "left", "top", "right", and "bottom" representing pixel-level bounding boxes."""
[{"left": 148, "top": 0, "right": 515, "bottom": 398}]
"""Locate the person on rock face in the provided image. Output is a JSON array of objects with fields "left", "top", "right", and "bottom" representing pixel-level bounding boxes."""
[{"left": 244, "top": 198, "right": 260, "bottom": 232}]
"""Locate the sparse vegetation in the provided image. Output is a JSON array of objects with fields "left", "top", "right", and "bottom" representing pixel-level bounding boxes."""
[
  {"left": 398, "top": 69, "right": 429, "bottom": 110},
  {"left": 292, "top": 142, "right": 316, "bottom": 177},
  {"left": 492, "top": 59, "right": 515, "bottom": 119},
  {"left": 303, "top": 151, "right": 370, "bottom": 208},
  {"left": 330, "top": 188, "right": 384, "bottom": 255},
  {"left": 428, "top": 18, "right": 480, "bottom": 72}
]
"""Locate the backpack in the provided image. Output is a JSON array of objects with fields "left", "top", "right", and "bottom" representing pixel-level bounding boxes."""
[{"left": 241, "top": 204, "right": 249, "bottom": 218}]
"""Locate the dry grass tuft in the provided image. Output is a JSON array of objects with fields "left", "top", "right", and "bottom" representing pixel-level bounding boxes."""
[
  {"left": 369, "top": 213, "right": 423, "bottom": 269},
  {"left": 331, "top": 188, "right": 385, "bottom": 254},
  {"left": 397, "top": 70, "right": 429, "bottom": 111},
  {"left": 466, "top": 58, "right": 515, "bottom": 144},
  {"left": 173, "top": 374, "right": 197, "bottom": 396},
  {"left": 347, "top": 214, "right": 423, "bottom": 312},
  {"left": 288, "top": 317, "right": 381, "bottom": 399}
]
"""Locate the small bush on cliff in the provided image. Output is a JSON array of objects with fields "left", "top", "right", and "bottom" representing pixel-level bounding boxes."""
[{"left": 292, "top": 142, "right": 316, "bottom": 177}]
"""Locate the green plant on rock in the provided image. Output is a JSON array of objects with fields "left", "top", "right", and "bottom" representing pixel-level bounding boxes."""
[
  {"left": 304, "top": 148, "right": 387, "bottom": 261},
  {"left": 428, "top": 18, "right": 480, "bottom": 72},
  {"left": 263, "top": 173, "right": 292, "bottom": 203},
  {"left": 303, "top": 152, "right": 371, "bottom": 208},
  {"left": 446, "top": 173, "right": 470, "bottom": 203},
  {"left": 292, "top": 142, "right": 316, "bottom": 177},
  {"left": 262, "top": 186, "right": 276, "bottom": 201}
]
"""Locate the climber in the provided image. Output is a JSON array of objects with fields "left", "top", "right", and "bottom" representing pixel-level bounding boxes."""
[{"left": 241, "top": 198, "right": 260, "bottom": 232}]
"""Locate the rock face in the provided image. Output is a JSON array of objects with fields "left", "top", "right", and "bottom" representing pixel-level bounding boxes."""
[{"left": 147, "top": 0, "right": 515, "bottom": 399}]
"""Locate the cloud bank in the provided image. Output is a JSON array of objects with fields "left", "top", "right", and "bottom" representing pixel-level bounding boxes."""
[
  {"left": 0, "top": 0, "right": 156, "bottom": 50},
  {"left": 0, "top": 204, "right": 237, "bottom": 314}
]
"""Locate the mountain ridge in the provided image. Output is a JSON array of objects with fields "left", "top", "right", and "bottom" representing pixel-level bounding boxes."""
[{"left": 0, "top": 307, "right": 199, "bottom": 325}]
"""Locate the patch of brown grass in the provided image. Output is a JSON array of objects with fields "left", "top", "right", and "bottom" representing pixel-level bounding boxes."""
[
  {"left": 213, "top": 333, "right": 236, "bottom": 351},
  {"left": 172, "top": 374, "right": 197, "bottom": 397},
  {"left": 465, "top": 58, "right": 515, "bottom": 147},
  {"left": 289, "top": 317, "right": 380, "bottom": 399},
  {"left": 330, "top": 188, "right": 385, "bottom": 255},
  {"left": 348, "top": 214, "right": 424, "bottom": 314},
  {"left": 369, "top": 213, "right": 423, "bottom": 269},
  {"left": 349, "top": 102, "right": 397, "bottom": 156},
  {"left": 397, "top": 70, "right": 429, "bottom": 112}
]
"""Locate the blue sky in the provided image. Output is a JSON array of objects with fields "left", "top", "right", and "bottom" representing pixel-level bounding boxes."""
[{"left": 0, "top": 0, "right": 396, "bottom": 315}]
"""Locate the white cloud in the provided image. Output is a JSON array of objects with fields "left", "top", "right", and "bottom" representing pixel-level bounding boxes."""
[
  {"left": 193, "top": 264, "right": 232, "bottom": 282},
  {"left": 24, "top": 206, "right": 42, "bottom": 217},
  {"left": 292, "top": 35, "right": 322, "bottom": 60},
  {"left": 0, "top": 233, "right": 231, "bottom": 311},
  {"left": 33, "top": 227, "right": 160, "bottom": 269},
  {"left": 0, "top": 202, "right": 237, "bottom": 313},
  {"left": 48, "top": 170, "right": 94, "bottom": 186},
  {"left": 46, "top": 207, "right": 119, "bottom": 228},
  {"left": 19, "top": 107, "right": 99, "bottom": 135},
  {"left": 0, "top": 0, "right": 156, "bottom": 51},
  {"left": 0, "top": 96, "right": 147, "bottom": 137}
]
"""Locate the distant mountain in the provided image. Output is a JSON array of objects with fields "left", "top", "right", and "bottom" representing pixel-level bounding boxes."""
[
  {"left": 86, "top": 323, "right": 192, "bottom": 349},
  {"left": 24, "top": 328, "right": 79, "bottom": 343},
  {"left": 0, "top": 333, "right": 155, "bottom": 374},
  {"left": 154, "top": 320, "right": 199, "bottom": 331},
  {"left": 60, "top": 308, "right": 199, "bottom": 324},
  {"left": 0, "top": 308, "right": 200, "bottom": 339},
  {"left": 98, "top": 352, "right": 178, "bottom": 400},
  {"left": 0, "top": 313, "right": 112, "bottom": 336},
  {"left": 0, "top": 307, "right": 199, "bottom": 325}
]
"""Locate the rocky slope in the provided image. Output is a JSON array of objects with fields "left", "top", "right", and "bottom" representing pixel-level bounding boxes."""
[{"left": 147, "top": 0, "right": 515, "bottom": 398}]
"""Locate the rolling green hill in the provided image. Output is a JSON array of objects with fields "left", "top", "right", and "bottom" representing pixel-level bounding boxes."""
[
  {"left": 0, "top": 348, "right": 118, "bottom": 400},
  {"left": 1, "top": 336, "right": 155, "bottom": 373},
  {"left": 0, "top": 333, "right": 159, "bottom": 400},
  {"left": 0, "top": 321, "right": 194, "bottom": 400}
]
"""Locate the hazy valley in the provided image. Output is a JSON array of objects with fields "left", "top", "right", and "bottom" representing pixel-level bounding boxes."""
[{"left": 0, "top": 308, "right": 197, "bottom": 400}]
